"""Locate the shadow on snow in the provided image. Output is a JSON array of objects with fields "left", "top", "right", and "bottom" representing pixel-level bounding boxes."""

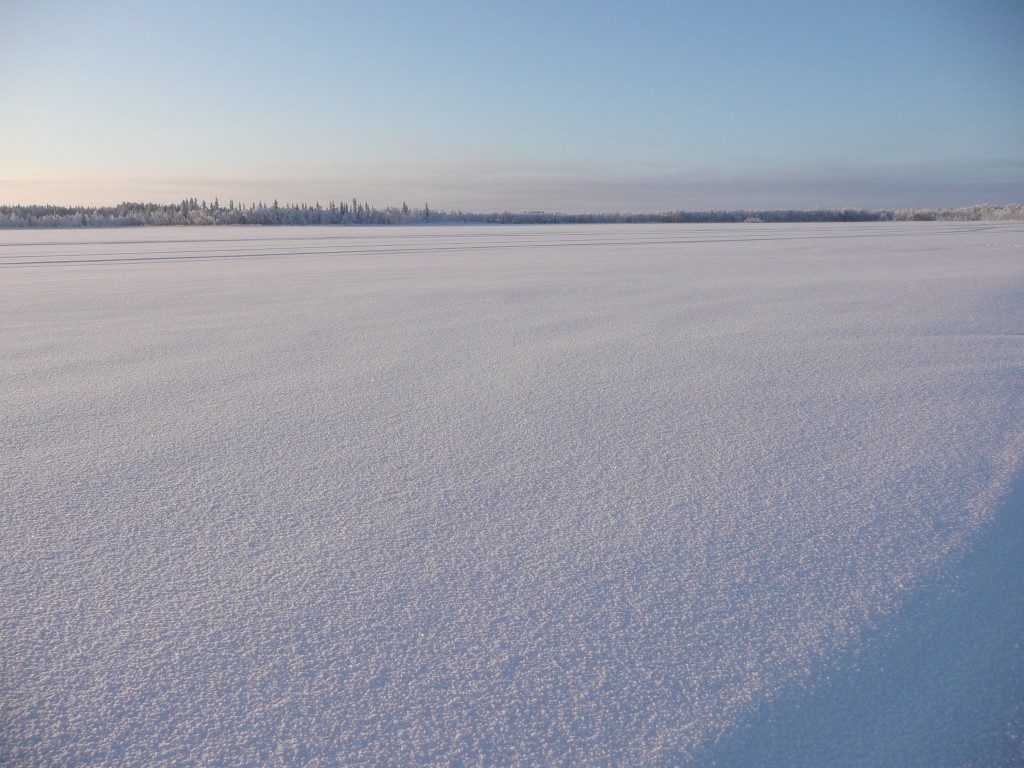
[{"left": 694, "top": 465, "right": 1024, "bottom": 767}]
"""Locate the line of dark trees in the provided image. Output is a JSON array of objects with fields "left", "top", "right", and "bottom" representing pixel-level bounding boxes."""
[{"left": 1, "top": 199, "right": 1021, "bottom": 228}]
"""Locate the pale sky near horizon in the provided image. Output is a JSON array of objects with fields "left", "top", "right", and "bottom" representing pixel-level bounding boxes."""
[{"left": 2, "top": 0, "right": 1022, "bottom": 212}]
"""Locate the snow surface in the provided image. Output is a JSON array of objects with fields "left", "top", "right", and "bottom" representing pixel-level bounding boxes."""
[{"left": 2, "top": 223, "right": 1023, "bottom": 766}]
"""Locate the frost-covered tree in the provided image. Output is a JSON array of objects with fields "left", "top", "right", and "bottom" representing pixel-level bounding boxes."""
[{"left": 1, "top": 202, "right": 1022, "bottom": 229}]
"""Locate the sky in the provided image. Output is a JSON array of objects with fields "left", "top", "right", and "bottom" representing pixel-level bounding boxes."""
[{"left": 1, "top": 0, "right": 1022, "bottom": 212}]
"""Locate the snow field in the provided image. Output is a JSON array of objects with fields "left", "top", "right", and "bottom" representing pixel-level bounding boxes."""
[{"left": 2, "top": 223, "right": 1023, "bottom": 765}]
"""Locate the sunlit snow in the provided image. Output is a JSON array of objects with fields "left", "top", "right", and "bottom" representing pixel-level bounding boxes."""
[{"left": 2, "top": 223, "right": 1023, "bottom": 765}]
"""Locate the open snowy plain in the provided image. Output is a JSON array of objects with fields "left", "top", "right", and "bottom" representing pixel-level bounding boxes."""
[{"left": 2, "top": 223, "right": 1023, "bottom": 766}]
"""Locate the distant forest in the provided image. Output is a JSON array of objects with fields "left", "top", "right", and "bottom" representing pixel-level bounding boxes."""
[{"left": 1, "top": 199, "right": 1022, "bottom": 228}]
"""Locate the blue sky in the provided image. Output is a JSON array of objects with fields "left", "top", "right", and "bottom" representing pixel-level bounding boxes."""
[{"left": 2, "top": 0, "right": 1022, "bottom": 211}]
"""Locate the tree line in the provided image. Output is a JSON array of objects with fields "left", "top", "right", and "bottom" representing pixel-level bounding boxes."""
[{"left": 1, "top": 199, "right": 1021, "bottom": 228}]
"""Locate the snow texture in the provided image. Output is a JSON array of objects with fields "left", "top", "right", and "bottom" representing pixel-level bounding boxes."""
[{"left": 2, "top": 223, "right": 1023, "bottom": 766}]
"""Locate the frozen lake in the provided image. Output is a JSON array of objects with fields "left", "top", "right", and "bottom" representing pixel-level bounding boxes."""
[{"left": 3, "top": 223, "right": 1023, "bottom": 765}]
